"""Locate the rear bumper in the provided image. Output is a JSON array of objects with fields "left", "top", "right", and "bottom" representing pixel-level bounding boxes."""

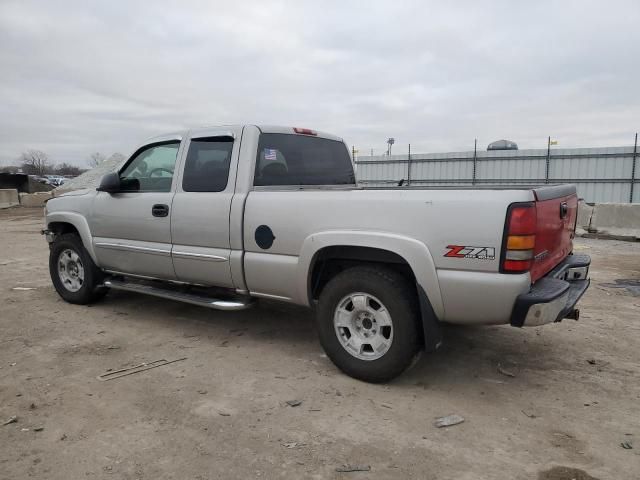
[{"left": 510, "top": 254, "right": 591, "bottom": 327}]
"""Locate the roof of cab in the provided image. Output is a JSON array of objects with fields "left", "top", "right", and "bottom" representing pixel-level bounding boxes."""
[
  {"left": 143, "top": 125, "right": 343, "bottom": 145},
  {"left": 257, "top": 125, "right": 343, "bottom": 142}
]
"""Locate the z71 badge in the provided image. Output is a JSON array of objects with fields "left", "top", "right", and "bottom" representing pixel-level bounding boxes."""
[{"left": 444, "top": 245, "right": 495, "bottom": 260}]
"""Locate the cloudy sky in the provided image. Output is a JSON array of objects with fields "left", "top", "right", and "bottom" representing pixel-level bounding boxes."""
[{"left": 1, "top": 0, "right": 639, "bottom": 166}]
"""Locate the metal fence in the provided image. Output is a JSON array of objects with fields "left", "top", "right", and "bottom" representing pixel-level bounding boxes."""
[{"left": 355, "top": 136, "right": 639, "bottom": 203}]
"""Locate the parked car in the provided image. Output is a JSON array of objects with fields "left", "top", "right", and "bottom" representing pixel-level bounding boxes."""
[
  {"left": 42, "top": 125, "right": 590, "bottom": 382},
  {"left": 45, "top": 175, "right": 66, "bottom": 187}
]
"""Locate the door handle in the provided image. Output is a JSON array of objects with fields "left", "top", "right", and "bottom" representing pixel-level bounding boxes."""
[
  {"left": 560, "top": 202, "right": 568, "bottom": 219},
  {"left": 152, "top": 204, "right": 169, "bottom": 217}
]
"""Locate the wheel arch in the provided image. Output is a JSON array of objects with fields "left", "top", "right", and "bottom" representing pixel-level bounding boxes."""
[
  {"left": 47, "top": 212, "right": 98, "bottom": 263},
  {"left": 297, "top": 231, "right": 444, "bottom": 351},
  {"left": 308, "top": 245, "right": 414, "bottom": 300}
]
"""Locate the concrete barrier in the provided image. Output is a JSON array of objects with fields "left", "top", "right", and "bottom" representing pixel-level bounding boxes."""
[
  {"left": 588, "top": 203, "right": 640, "bottom": 240},
  {"left": 19, "top": 191, "right": 52, "bottom": 207},
  {"left": 0, "top": 189, "right": 19, "bottom": 209},
  {"left": 575, "top": 201, "right": 594, "bottom": 236}
]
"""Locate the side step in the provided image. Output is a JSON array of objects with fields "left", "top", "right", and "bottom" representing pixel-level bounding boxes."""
[{"left": 103, "top": 278, "right": 255, "bottom": 311}]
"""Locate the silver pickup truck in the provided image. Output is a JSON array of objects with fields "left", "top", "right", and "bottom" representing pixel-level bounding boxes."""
[{"left": 43, "top": 125, "right": 591, "bottom": 382}]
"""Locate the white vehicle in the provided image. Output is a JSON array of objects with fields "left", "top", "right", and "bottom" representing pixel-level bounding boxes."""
[
  {"left": 45, "top": 175, "right": 66, "bottom": 187},
  {"left": 43, "top": 125, "right": 590, "bottom": 382}
]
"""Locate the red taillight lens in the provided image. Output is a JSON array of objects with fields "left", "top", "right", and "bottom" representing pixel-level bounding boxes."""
[
  {"left": 503, "top": 259, "right": 533, "bottom": 271},
  {"left": 502, "top": 202, "right": 537, "bottom": 273},
  {"left": 508, "top": 205, "right": 537, "bottom": 234},
  {"left": 293, "top": 127, "right": 317, "bottom": 136}
]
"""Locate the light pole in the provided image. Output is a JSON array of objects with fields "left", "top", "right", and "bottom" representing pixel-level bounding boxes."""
[{"left": 387, "top": 137, "right": 395, "bottom": 156}]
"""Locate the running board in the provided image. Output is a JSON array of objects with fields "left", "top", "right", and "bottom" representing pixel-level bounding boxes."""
[{"left": 103, "top": 279, "right": 254, "bottom": 311}]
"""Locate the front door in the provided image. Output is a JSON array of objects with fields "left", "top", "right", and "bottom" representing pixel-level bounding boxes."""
[
  {"left": 170, "top": 129, "right": 240, "bottom": 287},
  {"left": 91, "top": 138, "right": 182, "bottom": 279}
]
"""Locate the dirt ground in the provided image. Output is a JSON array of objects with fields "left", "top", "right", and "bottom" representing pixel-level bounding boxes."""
[{"left": 0, "top": 207, "right": 639, "bottom": 480}]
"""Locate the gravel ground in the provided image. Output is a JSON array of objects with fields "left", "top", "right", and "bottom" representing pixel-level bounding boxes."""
[{"left": 0, "top": 207, "right": 639, "bottom": 480}]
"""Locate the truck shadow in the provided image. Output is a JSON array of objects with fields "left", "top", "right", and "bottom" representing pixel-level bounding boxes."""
[
  {"left": 400, "top": 322, "right": 589, "bottom": 390},
  {"left": 97, "top": 290, "right": 578, "bottom": 388}
]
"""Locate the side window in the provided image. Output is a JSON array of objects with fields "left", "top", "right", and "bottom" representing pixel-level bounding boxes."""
[
  {"left": 182, "top": 137, "right": 233, "bottom": 192},
  {"left": 254, "top": 133, "right": 355, "bottom": 186},
  {"left": 119, "top": 141, "right": 180, "bottom": 192}
]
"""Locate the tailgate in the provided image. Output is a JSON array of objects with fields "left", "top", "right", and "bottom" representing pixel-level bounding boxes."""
[{"left": 530, "top": 185, "right": 578, "bottom": 282}]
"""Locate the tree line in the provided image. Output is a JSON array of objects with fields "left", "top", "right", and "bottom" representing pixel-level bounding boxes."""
[{"left": 0, "top": 150, "right": 125, "bottom": 177}]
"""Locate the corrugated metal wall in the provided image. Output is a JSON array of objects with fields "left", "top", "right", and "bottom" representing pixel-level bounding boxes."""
[{"left": 355, "top": 146, "right": 639, "bottom": 203}]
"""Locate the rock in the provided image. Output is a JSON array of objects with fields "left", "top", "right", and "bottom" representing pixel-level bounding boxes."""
[
  {"left": 336, "top": 464, "right": 371, "bottom": 473},
  {"left": 286, "top": 399, "right": 302, "bottom": 407},
  {"left": 434, "top": 414, "right": 465, "bottom": 428},
  {"left": 282, "top": 442, "right": 305, "bottom": 449},
  {"left": 497, "top": 363, "right": 517, "bottom": 378},
  {"left": 3, "top": 416, "right": 18, "bottom": 426}
]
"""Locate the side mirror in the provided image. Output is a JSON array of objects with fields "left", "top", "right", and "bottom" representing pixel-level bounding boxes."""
[{"left": 97, "top": 172, "right": 121, "bottom": 193}]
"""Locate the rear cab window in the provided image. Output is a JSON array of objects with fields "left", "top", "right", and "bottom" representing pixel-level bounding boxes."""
[{"left": 254, "top": 133, "right": 355, "bottom": 186}]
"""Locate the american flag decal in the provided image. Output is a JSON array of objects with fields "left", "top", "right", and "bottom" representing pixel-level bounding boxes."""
[{"left": 264, "top": 149, "right": 277, "bottom": 161}]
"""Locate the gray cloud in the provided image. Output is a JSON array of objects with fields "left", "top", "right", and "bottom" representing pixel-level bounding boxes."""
[{"left": 1, "top": 0, "right": 639, "bottom": 166}]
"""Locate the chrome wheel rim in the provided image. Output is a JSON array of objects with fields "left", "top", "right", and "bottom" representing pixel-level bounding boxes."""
[
  {"left": 57, "top": 248, "right": 85, "bottom": 292},
  {"left": 333, "top": 292, "right": 393, "bottom": 361}
]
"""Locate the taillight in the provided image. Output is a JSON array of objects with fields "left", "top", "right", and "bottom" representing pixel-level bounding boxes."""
[
  {"left": 501, "top": 202, "right": 536, "bottom": 273},
  {"left": 293, "top": 127, "right": 317, "bottom": 136}
]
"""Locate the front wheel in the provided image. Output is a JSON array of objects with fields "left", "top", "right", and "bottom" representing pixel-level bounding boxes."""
[
  {"left": 316, "top": 266, "right": 421, "bottom": 383},
  {"left": 49, "top": 233, "right": 107, "bottom": 304}
]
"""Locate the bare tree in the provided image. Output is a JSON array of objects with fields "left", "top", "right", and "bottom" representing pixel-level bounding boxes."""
[
  {"left": 54, "top": 163, "right": 85, "bottom": 176},
  {"left": 108, "top": 152, "right": 126, "bottom": 164},
  {"left": 20, "top": 150, "right": 51, "bottom": 176},
  {"left": 88, "top": 152, "right": 106, "bottom": 167},
  {"left": 0, "top": 165, "right": 20, "bottom": 174}
]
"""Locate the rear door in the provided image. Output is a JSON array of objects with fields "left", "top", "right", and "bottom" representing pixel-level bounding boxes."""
[
  {"left": 170, "top": 127, "right": 241, "bottom": 287},
  {"left": 531, "top": 185, "right": 578, "bottom": 281}
]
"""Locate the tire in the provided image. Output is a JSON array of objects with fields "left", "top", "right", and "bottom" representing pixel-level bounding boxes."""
[
  {"left": 49, "top": 233, "right": 108, "bottom": 304},
  {"left": 316, "top": 265, "right": 421, "bottom": 383}
]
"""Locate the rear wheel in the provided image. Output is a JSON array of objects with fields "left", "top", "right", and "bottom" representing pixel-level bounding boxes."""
[
  {"left": 316, "top": 266, "right": 421, "bottom": 383},
  {"left": 49, "top": 233, "right": 107, "bottom": 304}
]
